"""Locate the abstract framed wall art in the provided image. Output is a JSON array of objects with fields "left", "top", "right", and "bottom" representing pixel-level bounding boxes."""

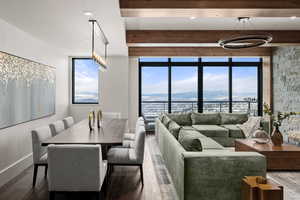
[{"left": 0, "top": 51, "right": 56, "bottom": 129}]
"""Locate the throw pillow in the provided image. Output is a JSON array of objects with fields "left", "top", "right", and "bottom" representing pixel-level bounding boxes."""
[
  {"left": 168, "top": 121, "right": 181, "bottom": 139},
  {"left": 220, "top": 113, "right": 248, "bottom": 125},
  {"left": 158, "top": 113, "right": 165, "bottom": 121},
  {"left": 178, "top": 129, "right": 203, "bottom": 151},
  {"left": 191, "top": 112, "right": 221, "bottom": 125},
  {"left": 162, "top": 115, "right": 172, "bottom": 128},
  {"left": 237, "top": 116, "right": 262, "bottom": 138},
  {"left": 166, "top": 112, "right": 192, "bottom": 126}
]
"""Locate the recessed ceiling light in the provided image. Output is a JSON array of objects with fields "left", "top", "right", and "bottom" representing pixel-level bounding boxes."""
[
  {"left": 190, "top": 16, "right": 196, "bottom": 20},
  {"left": 84, "top": 11, "right": 93, "bottom": 16},
  {"left": 291, "top": 16, "right": 297, "bottom": 20}
]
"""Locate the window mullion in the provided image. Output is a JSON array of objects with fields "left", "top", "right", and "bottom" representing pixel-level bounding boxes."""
[
  {"left": 229, "top": 58, "right": 233, "bottom": 113},
  {"left": 168, "top": 58, "right": 172, "bottom": 113}
]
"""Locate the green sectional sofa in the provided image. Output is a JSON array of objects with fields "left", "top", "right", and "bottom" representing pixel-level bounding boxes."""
[{"left": 155, "top": 112, "right": 267, "bottom": 200}]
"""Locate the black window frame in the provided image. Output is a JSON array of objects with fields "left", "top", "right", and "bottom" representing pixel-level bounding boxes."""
[
  {"left": 139, "top": 57, "right": 263, "bottom": 116},
  {"left": 72, "top": 57, "right": 99, "bottom": 104}
]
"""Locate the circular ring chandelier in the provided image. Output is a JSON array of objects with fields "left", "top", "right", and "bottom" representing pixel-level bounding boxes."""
[
  {"left": 219, "top": 34, "right": 273, "bottom": 49},
  {"left": 219, "top": 17, "right": 273, "bottom": 50}
]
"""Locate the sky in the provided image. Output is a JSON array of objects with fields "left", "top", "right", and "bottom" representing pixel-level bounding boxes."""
[
  {"left": 141, "top": 57, "right": 258, "bottom": 100},
  {"left": 73, "top": 57, "right": 259, "bottom": 103},
  {"left": 74, "top": 59, "right": 99, "bottom": 102}
]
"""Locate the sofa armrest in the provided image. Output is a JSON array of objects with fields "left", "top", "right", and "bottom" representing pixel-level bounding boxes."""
[{"left": 182, "top": 151, "right": 266, "bottom": 200}]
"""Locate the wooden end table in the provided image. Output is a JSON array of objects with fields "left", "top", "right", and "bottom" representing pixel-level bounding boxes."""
[{"left": 235, "top": 139, "right": 300, "bottom": 171}]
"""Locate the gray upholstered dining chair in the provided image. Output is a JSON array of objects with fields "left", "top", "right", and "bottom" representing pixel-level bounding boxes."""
[
  {"left": 122, "top": 117, "right": 145, "bottom": 148},
  {"left": 62, "top": 116, "right": 74, "bottom": 129},
  {"left": 47, "top": 144, "right": 107, "bottom": 200},
  {"left": 49, "top": 120, "right": 65, "bottom": 136},
  {"left": 107, "top": 124, "right": 146, "bottom": 185},
  {"left": 31, "top": 126, "right": 52, "bottom": 187}
]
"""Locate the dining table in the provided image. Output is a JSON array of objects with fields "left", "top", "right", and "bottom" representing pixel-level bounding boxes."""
[{"left": 42, "top": 118, "right": 128, "bottom": 147}]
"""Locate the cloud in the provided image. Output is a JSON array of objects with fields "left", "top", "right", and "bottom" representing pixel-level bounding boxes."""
[{"left": 74, "top": 62, "right": 98, "bottom": 96}]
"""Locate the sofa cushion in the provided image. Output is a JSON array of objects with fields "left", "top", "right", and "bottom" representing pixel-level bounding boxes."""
[
  {"left": 162, "top": 115, "right": 172, "bottom": 128},
  {"left": 220, "top": 113, "right": 248, "bottom": 125},
  {"left": 191, "top": 112, "right": 221, "bottom": 125},
  {"left": 166, "top": 112, "right": 192, "bottom": 126},
  {"left": 179, "top": 128, "right": 207, "bottom": 138},
  {"left": 168, "top": 121, "right": 181, "bottom": 139},
  {"left": 221, "top": 124, "right": 245, "bottom": 138},
  {"left": 178, "top": 129, "right": 203, "bottom": 151},
  {"left": 198, "top": 137, "right": 224, "bottom": 150},
  {"left": 192, "top": 125, "right": 229, "bottom": 137},
  {"left": 209, "top": 137, "right": 236, "bottom": 147}
]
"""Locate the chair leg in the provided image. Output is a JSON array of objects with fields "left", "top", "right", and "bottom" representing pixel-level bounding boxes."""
[
  {"left": 49, "top": 191, "right": 55, "bottom": 200},
  {"left": 139, "top": 164, "right": 144, "bottom": 186},
  {"left": 44, "top": 165, "right": 48, "bottom": 178},
  {"left": 32, "top": 164, "right": 38, "bottom": 187}
]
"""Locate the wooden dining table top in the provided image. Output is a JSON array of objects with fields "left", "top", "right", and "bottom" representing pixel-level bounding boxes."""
[{"left": 42, "top": 118, "right": 128, "bottom": 146}]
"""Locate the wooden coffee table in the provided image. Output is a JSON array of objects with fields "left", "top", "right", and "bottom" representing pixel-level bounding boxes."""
[{"left": 235, "top": 139, "right": 300, "bottom": 171}]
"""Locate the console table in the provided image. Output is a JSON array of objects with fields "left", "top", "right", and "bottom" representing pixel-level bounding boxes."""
[{"left": 235, "top": 139, "right": 300, "bottom": 171}]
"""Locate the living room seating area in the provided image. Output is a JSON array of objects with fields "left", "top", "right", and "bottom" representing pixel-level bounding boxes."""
[{"left": 156, "top": 112, "right": 267, "bottom": 200}]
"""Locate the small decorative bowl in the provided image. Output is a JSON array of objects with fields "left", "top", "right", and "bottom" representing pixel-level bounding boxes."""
[{"left": 253, "top": 138, "right": 270, "bottom": 144}]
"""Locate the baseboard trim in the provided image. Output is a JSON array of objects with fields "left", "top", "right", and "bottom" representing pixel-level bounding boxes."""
[{"left": 0, "top": 153, "right": 33, "bottom": 188}]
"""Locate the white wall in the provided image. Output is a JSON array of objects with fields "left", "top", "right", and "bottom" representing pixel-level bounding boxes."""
[
  {"left": 70, "top": 56, "right": 130, "bottom": 125},
  {"left": 128, "top": 57, "right": 139, "bottom": 131},
  {"left": 0, "top": 18, "right": 69, "bottom": 187}
]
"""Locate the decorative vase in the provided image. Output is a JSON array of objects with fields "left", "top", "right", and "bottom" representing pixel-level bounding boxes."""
[
  {"left": 271, "top": 125, "right": 283, "bottom": 146},
  {"left": 88, "top": 113, "right": 93, "bottom": 132},
  {"left": 92, "top": 110, "right": 95, "bottom": 125},
  {"left": 97, "top": 110, "right": 102, "bottom": 129}
]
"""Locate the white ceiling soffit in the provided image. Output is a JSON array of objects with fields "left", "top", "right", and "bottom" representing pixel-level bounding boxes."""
[
  {"left": 0, "top": 0, "right": 128, "bottom": 56},
  {"left": 125, "top": 17, "right": 300, "bottom": 30}
]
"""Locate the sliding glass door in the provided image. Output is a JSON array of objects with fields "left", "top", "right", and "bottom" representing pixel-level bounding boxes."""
[{"left": 139, "top": 57, "right": 262, "bottom": 120}]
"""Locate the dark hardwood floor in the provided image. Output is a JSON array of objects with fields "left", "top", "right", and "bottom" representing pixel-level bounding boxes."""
[
  {"left": 0, "top": 134, "right": 299, "bottom": 200},
  {"left": 0, "top": 135, "right": 177, "bottom": 200}
]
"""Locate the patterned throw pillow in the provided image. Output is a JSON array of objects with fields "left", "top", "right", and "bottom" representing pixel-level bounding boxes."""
[{"left": 237, "top": 116, "right": 262, "bottom": 138}]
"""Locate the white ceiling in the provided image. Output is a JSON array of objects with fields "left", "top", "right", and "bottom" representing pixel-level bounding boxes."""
[
  {"left": 0, "top": 0, "right": 128, "bottom": 56},
  {"left": 125, "top": 17, "right": 300, "bottom": 30}
]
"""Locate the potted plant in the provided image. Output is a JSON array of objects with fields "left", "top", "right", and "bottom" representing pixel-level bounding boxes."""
[{"left": 263, "top": 103, "right": 300, "bottom": 146}]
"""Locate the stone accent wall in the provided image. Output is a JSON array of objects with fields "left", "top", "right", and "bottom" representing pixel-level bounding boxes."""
[{"left": 273, "top": 47, "right": 300, "bottom": 143}]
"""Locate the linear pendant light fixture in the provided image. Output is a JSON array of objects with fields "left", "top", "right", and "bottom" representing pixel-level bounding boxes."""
[
  {"left": 219, "top": 17, "right": 272, "bottom": 50},
  {"left": 89, "top": 19, "right": 109, "bottom": 71}
]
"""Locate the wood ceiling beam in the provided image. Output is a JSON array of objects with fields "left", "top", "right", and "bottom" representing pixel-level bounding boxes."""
[
  {"left": 129, "top": 47, "right": 272, "bottom": 57},
  {"left": 120, "top": 0, "right": 300, "bottom": 17},
  {"left": 127, "top": 30, "right": 300, "bottom": 45}
]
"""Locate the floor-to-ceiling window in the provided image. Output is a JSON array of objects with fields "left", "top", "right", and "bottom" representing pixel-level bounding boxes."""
[{"left": 139, "top": 57, "right": 262, "bottom": 120}]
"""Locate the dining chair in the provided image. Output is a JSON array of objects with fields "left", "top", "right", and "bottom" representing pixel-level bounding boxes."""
[
  {"left": 107, "top": 124, "right": 146, "bottom": 185},
  {"left": 31, "top": 126, "right": 52, "bottom": 187},
  {"left": 47, "top": 144, "right": 107, "bottom": 200},
  {"left": 49, "top": 120, "right": 65, "bottom": 136},
  {"left": 102, "top": 112, "right": 121, "bottom": 119},
  {"left": 122, "top": 117, "right": 145, "bottom": 148},
  {"left": 62, "top": 116, "right": 74, "bottom": 129}
]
